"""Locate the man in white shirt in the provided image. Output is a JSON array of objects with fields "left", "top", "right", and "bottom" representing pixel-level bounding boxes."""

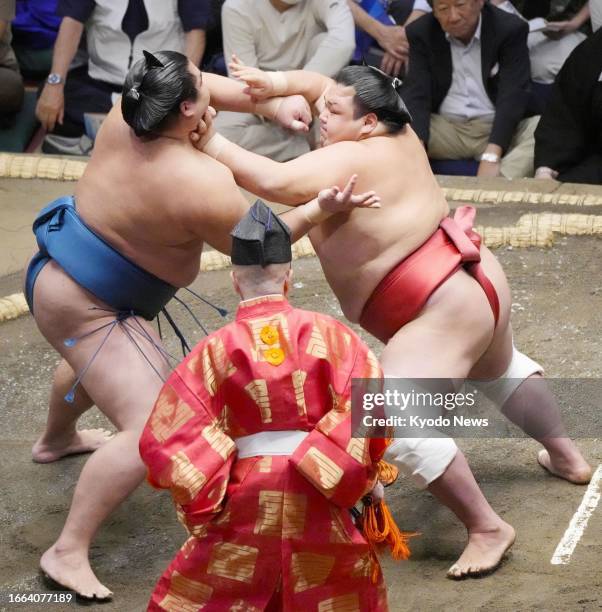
[
  {"left": 215, "top": 0, "right": 355, "bottom": 161},
  {"left": 591, "top": 0, "right": 602, "bottom": 30}
]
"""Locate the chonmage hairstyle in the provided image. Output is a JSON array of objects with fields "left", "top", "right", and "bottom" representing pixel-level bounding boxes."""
[
  {"left": 121, "top": 50, "right": 198, "bottom": 138},
  {"left": 334, "top": 65, "right": 412, "bottom": 134}
]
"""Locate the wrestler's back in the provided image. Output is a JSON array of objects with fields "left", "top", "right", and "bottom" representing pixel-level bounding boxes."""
[
  {"left": 73, "top": 105, "right": 230, "bottom": 288},
  {"left": 310, "top": 128, "right": 449, "bottom": 322}
]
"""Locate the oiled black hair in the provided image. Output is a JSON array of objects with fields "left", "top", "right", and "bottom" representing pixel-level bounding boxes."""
[
  {"left": 121, "top": 50, "right": 198, "bottom": 138},
  {"left": 334, "top": 65, "right": 412, "bottom": 134}
]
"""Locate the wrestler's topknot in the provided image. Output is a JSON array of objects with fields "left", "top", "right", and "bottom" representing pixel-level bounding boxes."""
[
  {"left": 334, "top": 65, "right": 412, "bottom": 134},
  {"left": 121, "top": 50, "right": 198, "bottom": 138}
]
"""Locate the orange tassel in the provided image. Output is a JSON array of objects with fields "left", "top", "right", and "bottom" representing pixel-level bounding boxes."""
[
  {"left": 361, "top": 499, "right": 418, "bottom": 563},
  {"left": 376, "top": 460, "right": 399, "bottom": 487}
]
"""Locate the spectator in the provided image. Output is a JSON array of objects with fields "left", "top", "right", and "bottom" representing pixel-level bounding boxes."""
[
  {"left": 401, "top": 0, "right": 538, "bottom": 178},
  {"left": 11, "top": 1, "right": 60, "bottom": 79},
  {"left": 36, "top": 0, "right": 211, "bottom": 154},
  {"left": 0, "top": 0, "right": 24, "bottom": 129},
  {"left": 215, "top": 0, "right": 355, "bottom": 161},
  {"left": 592, "top": 0, "right": 602, "bottom": 31},
  {"left": 534, "top": 28, "right": 602, "bottom": 184},
  {"left": 495, "top": 0, "right": 591, "bottom": 86},
  {"left": 347, "top": 0, "right": 430, "bottom": 76}
]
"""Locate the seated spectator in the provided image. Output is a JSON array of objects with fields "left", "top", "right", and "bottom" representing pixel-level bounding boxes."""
[
  {"left": 216, "top": 0, "right": 355, "bottom": 161},
  {"left": 0, "top": 0, "right": 25, "bottom": 129},
  {"left": 401, "top": 0, "right": 538, "bottom": 178},
  {"left": 494, "top": 0, "right": 591, "bottom": 86},
  {"left": 11, "top": 0, "right": 60, "bottom": 79},
  {"left": 347, "top": 0, "right": 430, "bottom": 76},
  {"left": 592, "top": 0, "right": 602, "bottom": 32},
  {"left": 534, "top": 28, "right": 602, "bottom": 184},
  {"left": 36, "top": 0, "right": 212, "bottom": 154}
]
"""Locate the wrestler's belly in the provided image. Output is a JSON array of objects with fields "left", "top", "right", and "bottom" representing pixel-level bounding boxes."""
[
  {"left": 84, "top": 225, "right": 204, "bottom": 289},
  {"left": 311, "top": 224, "right": 443, "bottom": 323}
]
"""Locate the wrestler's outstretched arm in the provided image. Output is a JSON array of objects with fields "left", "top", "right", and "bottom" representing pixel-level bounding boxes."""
[
  {"left": 202, "top": 72, "right": 312, "bottom": 134},
  {"left": 192, "top": 108, "right": 361, "bottom": 206},
  {"left": 281, "top": 174, "right": 380, "bottom": 242},
  {"left": 185, "top": 158, "right": 378, "bottom": 253},
  {"left": 228, "top": 55, "right": 333, "bottom": 114}
]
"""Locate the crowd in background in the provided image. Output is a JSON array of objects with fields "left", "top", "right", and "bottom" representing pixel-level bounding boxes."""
[{"left": 0, "top": 0, "right": 601, "bottom": 184}]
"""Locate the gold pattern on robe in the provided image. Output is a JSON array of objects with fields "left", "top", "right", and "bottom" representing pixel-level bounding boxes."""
[
  {"left": 257, "top": 456, "right": 272, "bottom": 473},
  {"left": 214, "top": 507, "right": 231, "bottom": 526},
  {"left": 229, "top": 601, "right": 261, "bottom": 612},
  {"left": 244, "top": 379, "right": 272, "bottom": 423},
  {"left": 329, "top": 507, "right": 351, "bottom": 543},
  {"left": 318, "top": 318, "right": 352, "bottom": 372},
  {"left": 282, "top": 492, "right": 306, "bottom": 539},
  {"left": 253, "top": 491, "right": 306, "bottom": 538},
  {"left": 187, "top": 523, "right": 208, "bottom": 539},
  {"left": 318, "top": 593, "right": 361, "bottom": 612},
  {"left": 180, "top": 537, "right": 197, "bottom": 560},
  {"left": 202, "top": 422, "right": 236, "bottom": 460},
  {"left": 365, "top": 349, "right": 381, "bottom": 379},
  {"left": 159, "top": 571, "right": 213, "bottom": 611},
  {"left": 149, "top": 387, "right": 195, "bottom": 443},
  {"left": 346, "top": 438, "right": 369, "bottom": 465},
  {"left": 247, "top": 314, "right": 291, "bottom": 362},
  {"left": 254, "top": 490, "right": 283, "bottom": 536},
  {"left": 291, "top": 552, "right": 335, "bottom": 593},
  {"left": 206, "top": 477, "right": 228, "bottom": 512},
  {"left": 218, "top": 405, "right": 247, "bottom": 438},
  {"left": 187, "top": 336, "right": 236, "bottom": 397},
  {"left": 297, "top": 447, "right": 344, "bottom": 497},
  {"left": 351, "top": 555, "right": 371, "bottom": 579},
  {"left": 291, "top": 370, "right": 308, "bottom": 417},
  {"left": 328, "top": 384, "right": 344, "bottom": 412},
  {"left": 317, "top": 408, "right": 347, "bottom": 436},
  {"left": 170, "top": 451, "right": 207, "bottom": 504},
  {"left": 306, "top": 321, "right": 328, "bottom": 359},
  {"left": 207, "top": 542, "right": 258, "bottom": 583}
]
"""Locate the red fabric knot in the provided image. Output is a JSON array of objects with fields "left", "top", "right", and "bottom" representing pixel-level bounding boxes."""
[{"left": 439, "top": 206, "right": 481, "bottom": 263}]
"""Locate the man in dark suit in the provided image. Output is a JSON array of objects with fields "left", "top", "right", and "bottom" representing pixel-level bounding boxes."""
[
  {"left": 401, "top": 0, "right": 539, "bottom": 177},
  {"left": 534, "top": 28, "right": 602, "bottom": 184}
]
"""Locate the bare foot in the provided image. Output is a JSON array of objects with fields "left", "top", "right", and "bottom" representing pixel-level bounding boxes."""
[
  {"left": 447, "top": 521, "right": 515, "bottom": 580},
  {"left": 40, "top": 544, "right": 113, "bottom": 600},
  {"left": 32, "top": 429, "right": 114, "bottom": 463},
  {"left": 537, "top": 449, "right": 592, "bottom": 485}
]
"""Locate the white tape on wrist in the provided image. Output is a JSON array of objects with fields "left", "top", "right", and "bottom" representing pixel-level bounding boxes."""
[
  {"left": 203, "top": 133, "right": 229, "bottom": 160},
  {"left": 269, "top": 71, "right": 288, "bottom": 95},
  {"left": 302, "top": 199, "right": 331, "bottom": 225}
]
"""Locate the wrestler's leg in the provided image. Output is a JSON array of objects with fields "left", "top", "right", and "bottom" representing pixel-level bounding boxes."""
[
  {"left": 32, "top": 359, "right": 113, "bottom": 463},
  {"left": 32, "top": 264, "right": 170, "bottom": 598},
  {"left": 38, "top": 319, "right": 168, "bottom": 599},
  {"left": 380, "top": 271, "right": 514, "bottom": 578},
  {"left": 469, "top": 247, "right": 592, "bottom": 484}
]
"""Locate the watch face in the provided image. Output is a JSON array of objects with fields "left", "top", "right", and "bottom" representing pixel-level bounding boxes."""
[{"left": 47, "top": 74, "right": 62, "bottom": 85}]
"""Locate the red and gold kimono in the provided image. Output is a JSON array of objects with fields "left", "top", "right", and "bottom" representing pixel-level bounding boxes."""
[{"left": 139, "top": 295, "right": 388, "bottom": 611}]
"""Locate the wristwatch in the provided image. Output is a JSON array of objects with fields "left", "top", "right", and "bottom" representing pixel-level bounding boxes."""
[
  {"left": 46, "top": 73, "right": 64, "bottom": 85},
  {"left": 479, "top": 152, "right": 501, "bottom": 163}
]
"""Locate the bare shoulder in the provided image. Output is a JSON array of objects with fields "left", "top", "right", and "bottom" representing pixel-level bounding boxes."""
[{"left": 169, "top": 150, "right": 240, "bottom": 208}]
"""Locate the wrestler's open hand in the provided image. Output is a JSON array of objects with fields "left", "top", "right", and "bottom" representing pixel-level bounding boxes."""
[
  {"left": 274, "top": 95, "right": 311, "bottom": 133},
  {"left": 229, "top": 54, "right": 274, "bottom": 100},
  {"left": 190, "top": 106, "right": 217, "bottom": 151},
  {"left": 317, "top": 174, "right": 381, "bottom": 215}
]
